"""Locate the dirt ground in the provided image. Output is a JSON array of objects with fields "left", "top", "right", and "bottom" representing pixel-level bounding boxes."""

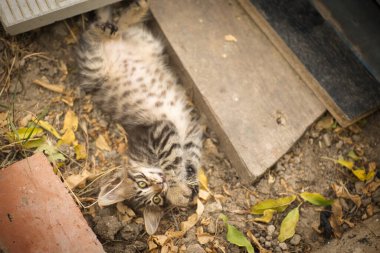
[{"left": 1, "top": 12, "right": 380, "bottom": 253}]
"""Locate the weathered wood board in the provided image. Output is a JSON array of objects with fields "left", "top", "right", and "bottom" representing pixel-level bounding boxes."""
[
  {"left": 151, "top": 0, "right": 325, "bottom": 182},
  {"left": 245, "top": 0, "right": 380, "bottom": 127}
]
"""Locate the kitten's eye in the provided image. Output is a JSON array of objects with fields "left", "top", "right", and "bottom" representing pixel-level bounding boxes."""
[
  {"left": 137, "top": 181, "right": 148, "bottom": 188},
  {"left": 152, "top": 195, "right": 161, "bottom": 205}
]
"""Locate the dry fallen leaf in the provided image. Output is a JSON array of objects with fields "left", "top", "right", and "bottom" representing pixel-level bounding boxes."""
[
  {"left": 96, "top": 134, "right": 112, "bottom": 151},
  {"left": 315, "top": 115, "right": 334, "bottom": 131},
  {"left": 224, "top": 34, "right": 237, "bottom": 42},
  {"left": 65, "top": 169, "right": 93, "bottom": 190},
  {"left": 199, "top": 189, "right": 211, "bottom": 201},
  {"left": 247, "top": 230, "right": 271, "bottom": 253},
  {"left": 328, "top": 200, "right": 344, "bottom": 238},
  {"left": 332, "top": 183, "right": 361, "bottom": 207},
  {"left": 196, "top": 227, "right": 214, "bottom": 244},
  {"left": 33, "top": 78, "right": 65, "bottom": 94}
]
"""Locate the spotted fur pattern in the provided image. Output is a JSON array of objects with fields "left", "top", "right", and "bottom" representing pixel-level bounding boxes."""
[{"left": 77, "top": 0, "right": 203, "bottom": 234}]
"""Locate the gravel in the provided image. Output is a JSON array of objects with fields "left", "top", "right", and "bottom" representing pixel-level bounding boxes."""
[
  {"left": 187, "top": 244, "right": 206, "bottom": 253},
  {"left": 290, "top": 234, "right": 302, "bottom": 246},
  {"left": 279, "top": 242, "right": 288, "bottom": 250},
  {"left": 267, "top": 225, "right": 276, "bottom": 236}
]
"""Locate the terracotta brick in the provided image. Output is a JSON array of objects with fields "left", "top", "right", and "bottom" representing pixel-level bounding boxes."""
[{"left": 0, "top": 153, "right": 104, "bottom": 253}]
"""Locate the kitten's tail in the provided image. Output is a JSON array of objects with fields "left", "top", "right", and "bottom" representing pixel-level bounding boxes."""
[{"left": 117, "top": 0, "right": 150, "bottom": 30}]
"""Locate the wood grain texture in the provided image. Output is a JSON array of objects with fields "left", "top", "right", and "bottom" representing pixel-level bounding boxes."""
[
  {"left": 150, "top": 0, "right": 324, "bottom": 181},
  {"left": 247, "top": 0, "right": 380, "bottom": 126}
]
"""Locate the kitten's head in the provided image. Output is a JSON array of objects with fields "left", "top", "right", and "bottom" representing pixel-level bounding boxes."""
[{"left": 98, "top": 167, "right": 167, "bottom": 234}]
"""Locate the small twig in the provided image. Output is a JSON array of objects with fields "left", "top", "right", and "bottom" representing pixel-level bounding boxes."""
[
  {"left": 21, "top": 52, "right": 54, "bottom": 62},
  {"left": 64, "top": 20, "right": 78, "bottom": 43},
  {"left": 33, "top": 79, "right": 65, "bottom": 94}
]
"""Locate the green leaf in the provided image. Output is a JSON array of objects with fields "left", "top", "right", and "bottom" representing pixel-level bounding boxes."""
[
  {"left": 278, "top": 207, "right": 300, "bottom": 242},
  {"left": 251, "top": 195, "right": 296, "bottom": 214},
  {"left": 347, "top": 150, "right": 360, "bottom": 161},
  {"left": 35, "top": 143, "right": 65, "bottom": 164},
  {"left": 300, "top": 192, "right": 333, "bottom": 206},
  {"left": 219, "top": 214, "right": 254, "bottom": 253},
  {"left": 22, "top": 136, "right": 47, "bottom": 149}
]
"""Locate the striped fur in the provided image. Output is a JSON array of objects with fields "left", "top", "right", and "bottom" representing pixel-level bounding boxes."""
[{"left": 77, "top": 0, "right": 203, "bottom": 233}]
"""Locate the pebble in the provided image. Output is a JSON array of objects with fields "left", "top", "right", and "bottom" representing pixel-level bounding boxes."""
[
  {"left": 293, "top": 156, "right": 301, "bottom": 164},
  {"left": 206, "top": 201, "right": 223, "bottom": 213},
  {"left": 322, "top": 133, "right": 332, "bottom": 147},
  {"left": 259, "top": 236, "right": 266, "bottom": 244},
  {"left": 187, "top": 244, "right": 206, "bottom": 253},
  {"left": 275, "top": 163, "right": 286, "bottom": 172},
  {"left": 267, "top": 225, "right": 276, "bottom": 236},
  {"left": 207, "top": 221, "right": 216, "bottom": 234},
  {"left": 290, "top": 234, "right": 302, "bottom": 246},
  {"left": 279, "top": 242, "right": 288, "bottom": 250},
  {"left": 308, "top": 138, "right": 314, "bottom": 145},
  {"left": 275, "top": 246, "right": 282, "bottom": 252},
  {"left": 352, "top": 134, "right": 361, "bottom": 142},
  {"left": 362, "top": 198, "right": 372, "bottom": 207},
  {"left": 372, "top": 189, "right": 380, "bottom": 204},
  {"left": 134, "top": 241, "right": 147, "bottom": 251},
  {"left": 355, "top": 181, "right": 365, "bottom": 194},
  {"left": 266, "top": 235, "right": 272, "bottom": 241},
  {"left": 120, "top": 224, "right": 143, "bottom": 242},
  {"left": 265, "top": 241, "right": 272, "bottom": 248},
  {"left": 335, "top": 140, "right": 343, "bottom": 149}
]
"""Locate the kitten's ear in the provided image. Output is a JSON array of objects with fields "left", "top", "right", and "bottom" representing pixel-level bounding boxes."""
[
  {"left": 98, "top": 177, "right": 134, "bottom": 207},
  {"left": 143, "top": 206, "right": 164, "bottom": 235}
]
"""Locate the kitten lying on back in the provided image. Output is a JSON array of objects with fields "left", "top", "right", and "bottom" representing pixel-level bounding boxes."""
[{"left": 76, "top": 0, "right": 203, "bottom": 234}]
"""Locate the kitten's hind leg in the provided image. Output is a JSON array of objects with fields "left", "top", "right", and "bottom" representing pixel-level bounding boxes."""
[{"left": 118, "top": 0, "right": 150, "bottom": 30}]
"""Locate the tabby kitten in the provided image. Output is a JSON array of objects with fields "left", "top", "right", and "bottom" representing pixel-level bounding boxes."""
[{"left": 77, "top": 0, "right": 203, "bottom": 234}]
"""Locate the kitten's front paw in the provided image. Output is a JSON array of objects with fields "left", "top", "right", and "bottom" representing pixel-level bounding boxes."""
[
  {"left": 166, "top": 183, "right": 193, "bottom": 207},
  {"left": 95, "top": 21, "right": 118, "bottom": 35}
]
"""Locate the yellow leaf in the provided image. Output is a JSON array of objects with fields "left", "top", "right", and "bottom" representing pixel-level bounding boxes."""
[
  {"left": 32, "top": 117, "right": 62, "bottom": 139},
  {"left": 96, "top": 134, "right": 112, "bottom": 151},
  {"left": 63, "top": 110, "right": 78, "bottom": 132},
  {"left": 251, "top": 195, "right": 296, "bottom": 214},
  {"left": 278, "top": 207, "right": 300, "bottom": 242},
  {"left": 8, "top": 127, "right": 43, "bottom": 141},
  {"left": 58, "top": 129, "right": 76, "bottom": 146},
  {"left": 337, "top": 159, "right": 354, "bottom": 170},
  {"left": 253, "top": 209, "right": 275, "bottom": 223},
  {"left": 300, "top": 192, "right": 333, "bottom": 206},
  {"left": 74, "top": 143, "right": 87, "bottom": 160},
  {"left": 198, "top": 168, "right": 209, "bottom": 191}
]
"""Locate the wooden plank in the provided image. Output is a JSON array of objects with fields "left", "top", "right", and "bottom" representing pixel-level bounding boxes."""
[
  {"left": 0, "top": 0, "right": 122, "bottom": 35},
  {"left": 245, "top": 0, "right": 380, "bottom": 126},
  {"left": 150, "top": 0, "right": 325, "bottom": 182},
  {"left": 312, "top": 0, "right": 380, "bottom": 83}
]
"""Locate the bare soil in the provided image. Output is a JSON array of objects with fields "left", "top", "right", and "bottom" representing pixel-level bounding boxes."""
[{"left": 1, "top": 14, "right": 379, "bottom": 253}]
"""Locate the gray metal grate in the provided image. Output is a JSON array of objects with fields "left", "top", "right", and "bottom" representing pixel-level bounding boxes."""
[{"left": 0, "top": 0, "right": 122, "bottom": 35}]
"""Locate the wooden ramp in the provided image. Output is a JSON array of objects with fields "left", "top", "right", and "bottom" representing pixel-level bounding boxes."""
[
  {"left": 151, "top": 0, "right": 325, "bottom": 181},
  {"left": 244, "top": 0, "right": 380, "bottom": 127}
]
